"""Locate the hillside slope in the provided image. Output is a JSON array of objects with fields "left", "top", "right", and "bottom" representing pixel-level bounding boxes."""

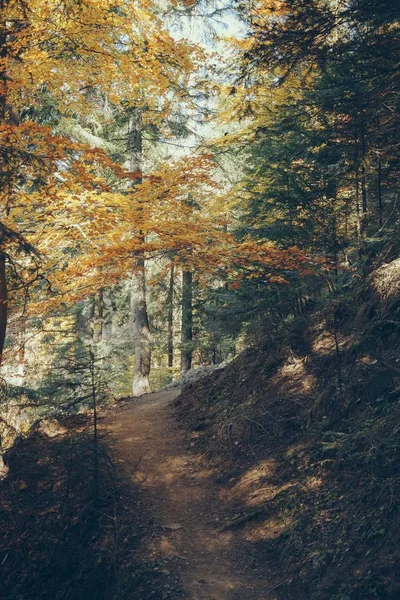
[{"left": 174, "top": 261, "right": 400, "bottom": 600}]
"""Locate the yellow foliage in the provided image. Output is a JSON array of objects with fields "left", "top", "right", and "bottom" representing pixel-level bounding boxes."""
[{"left": 0, "top": 0, "right": 321, "bottom": 323}]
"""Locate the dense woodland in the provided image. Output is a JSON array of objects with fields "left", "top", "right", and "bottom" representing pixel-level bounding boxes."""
[
  {"left": 0, "top": 1, "right": 399, "bottom": 599},
  {"left": 0, "top": 0, "right": 398, "bottom": 402}
]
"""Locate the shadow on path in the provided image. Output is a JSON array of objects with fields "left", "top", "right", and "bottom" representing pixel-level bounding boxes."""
[{"left": 103, "top": 390, "right": 272, "bottom": 600}]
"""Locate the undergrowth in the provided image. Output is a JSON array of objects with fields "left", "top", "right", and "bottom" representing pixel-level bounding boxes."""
[
  {"left": 174, "top": 262, "right": 400, "bottom": 599},
  {"left": 0, "top": 411, "right": 174, "bottom": 600}
]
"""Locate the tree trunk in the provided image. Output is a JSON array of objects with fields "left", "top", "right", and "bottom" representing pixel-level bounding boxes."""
[
  {"left": 377, "top": 156, "right": 383, "bottom": 229},
  {"left": 0, "top": 254, "right": 8, "bottom": 366},
  {"left": 0, "top": 10, "right": 8, "bottom": 367},
  {"left": 127, "top": 110, "right": 151, "bottom": 396},
  {"left": 131, "top": 257, "right": 151, "bottom": 396},
  {"left": 0, "top": 1, "right": 7, "bottom": 124},
  {"left": 167, "top": 263, "right": 175, "bottom": 369},
  {"left": 286, "top": 173, "right": 296, "bottom": 245},
  {"left": 360, "top": 123, "right": 368, "bottom": 235},
  {"left": 101, "top": 288, "right": 115, "bottom": 342},
  {"left": 181, "top": 270, "right": 193, "bottom": 375},
  {"left": 355, "top": 162, "right": 361, "bottom": 241},
  {"left": 94, "top": 288, "right": 104, "bottom": 344},
  {"left": 211, "top": 341, "right": 217, "bottom": 365},
  {"left": 353, "top": 112, "right": 362, "bottom": 244}
]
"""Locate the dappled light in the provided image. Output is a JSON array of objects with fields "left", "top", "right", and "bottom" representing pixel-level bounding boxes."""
[
  {"left": 103, "top": 390, "right": 273, "bottom": 599},
  {"left": 0, "top": 0, "right": 399, "bottom": 598}
]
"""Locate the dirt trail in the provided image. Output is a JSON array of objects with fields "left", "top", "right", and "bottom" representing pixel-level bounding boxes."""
[{"left": 103, "top": 389, "right": 270, "bottom": 600}]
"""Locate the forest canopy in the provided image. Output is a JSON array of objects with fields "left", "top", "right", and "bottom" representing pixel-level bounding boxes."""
[
  {"left": 0, "top": 2, "right": 399, "bottom": 600},
  {"left": 0, "top": 0, "right": 399, "bottom": 397}
]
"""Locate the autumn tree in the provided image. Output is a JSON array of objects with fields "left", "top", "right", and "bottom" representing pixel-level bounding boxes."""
[
  {"left": 0, "top": 0, "right": 322, "bottom": 396},
  {"left": 0, "top": 0, "right": 200, "bottom": 377},
  {"left": 127, "top": 109, "right": 151, "bottom": 396}
]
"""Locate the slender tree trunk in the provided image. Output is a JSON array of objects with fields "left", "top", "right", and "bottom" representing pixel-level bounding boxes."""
[
  {"left": 377, "top": 156, "right": 383, "bottom": 229},
  {"left": 211, "top": 340, "right": 217, "bottom": 365},
  {"left": 326, "top": 175, "right": 339, "bottom": 279},
  {"left": 131, "top": 256, "right": 151, "bottom": 396},
  {"left": 89, "top": 348, "right": 99, "bottom": 505},
  {"left": 355, "top": 163, "right": 361, "bottom": 241},
  {"left": 361, "top": 171, "right": 367, "bottom": 232},
  {"left": 181, "top": 270, "right": 193, "bottom": 375},
  {"left": 0, "top": 2, "right": 7, "bottom": 123},
  {"left": 167, "top": 263, "right": 175, "bottom": 369},
  {"left": 0, "top": 3, "right": 8, "bottom": 367},
  {"left": 94, "top": 288, "right": 104, "bottom": 344},
  {"left": 360, "top": 124, "right": 368, "bottom": 235},
  {"left": 0, "top": 255, "right": 8, "bottom": 366},
  {"left": 286, "top": 174, "right": 296, "bottom": 245},
  {"left": 328, "top": 188, "right": 339, "bottom": 280},
  {"left": 332, "top": 213, "right": 338, "bottom": 279},
  {"left": 101, "top": 288, "right": 114, "bottom": 342},
  {"left": 353, "top": 112, "right": 362, "bottom": 245},
  {"left": 128, "top": 110, "right": 151, "bottom": 396}
]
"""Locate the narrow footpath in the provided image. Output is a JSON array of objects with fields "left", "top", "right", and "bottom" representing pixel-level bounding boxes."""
[{"left": 102, "top": 389, "right": 271, "bottom": 600}]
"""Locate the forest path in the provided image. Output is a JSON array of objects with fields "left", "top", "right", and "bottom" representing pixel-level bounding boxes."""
[{"left": 102, "top": 389, "right": 270, "bottom": 600}]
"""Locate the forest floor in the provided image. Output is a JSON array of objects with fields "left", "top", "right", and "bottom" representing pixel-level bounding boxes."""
[
  {"left": 102, "top": 389, "right": 273, "bottom": 600},
  {"left": 1, "top": 310, "right": 397, "bottom": 600}
]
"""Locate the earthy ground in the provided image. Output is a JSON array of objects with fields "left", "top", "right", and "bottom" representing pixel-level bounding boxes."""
[
  {"left": 3, "top": 339, "right": 396, "bottom": 600},
  {"left": 102, "top": 389, "right": 272, "bottom": 600}
]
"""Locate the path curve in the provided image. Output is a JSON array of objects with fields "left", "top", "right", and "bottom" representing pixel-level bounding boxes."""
[{"left": 102, "top": 389, "right": 270, "bottom": 600}]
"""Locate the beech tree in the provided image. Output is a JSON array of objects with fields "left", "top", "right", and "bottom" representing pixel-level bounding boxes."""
[
  {"left": 0, "top": 0, "right": 198, "bottom": 372},
  {"left": 127, "top": 109, "right": 151, "bottom": 396},
  {"left": 0, "top": 0, "right": 321, "bottom": 393}
]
